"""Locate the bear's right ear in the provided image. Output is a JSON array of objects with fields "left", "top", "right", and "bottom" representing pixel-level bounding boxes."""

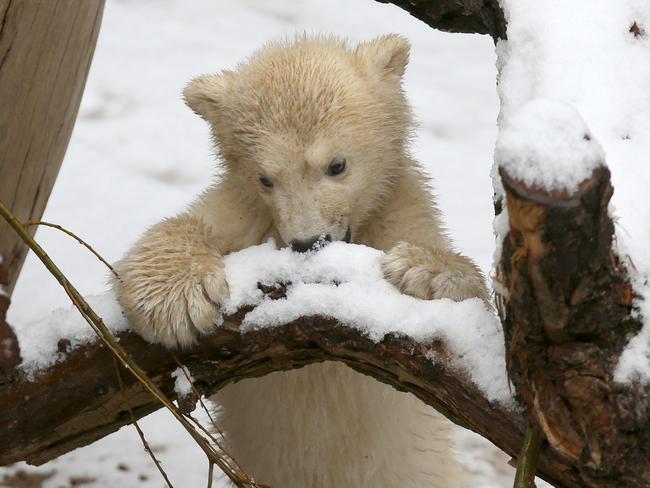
[
  {"left": 183, "top": 72, "right": 232, "bottom": 120},
  {"left": 355, "top": 34, "right": 410, "bottom": 81}
]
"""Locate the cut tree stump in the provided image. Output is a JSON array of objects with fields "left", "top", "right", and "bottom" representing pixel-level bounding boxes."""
[
  {"left": 0, "top": 0, "right": 105, "bottom": 294},
  {"left": 497, "top": 166, "right": 649, "bottom": 487}
]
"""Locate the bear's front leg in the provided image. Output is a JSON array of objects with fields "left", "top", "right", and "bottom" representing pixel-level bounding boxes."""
[
  {"left": 114, "top": 215, "right": 228, "bottom": 348},
  {"left": 381, "top": 242, "right": 490, "bottom": 304}
]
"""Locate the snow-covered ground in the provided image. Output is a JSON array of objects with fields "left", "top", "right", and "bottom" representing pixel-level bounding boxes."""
[{"left": 1, "top": 0, "right": 553, "bottom": 486}]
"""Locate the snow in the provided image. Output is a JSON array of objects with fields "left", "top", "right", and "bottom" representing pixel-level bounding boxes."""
[
  {"left": 15, "top": 293, "right": 128, "bottom": 375},
  {"left": 496, "top": 99, "right": 605, "bottom": 192},
  {"left": 495, "top": 1, "right": 650, "bottom": 384},
  {"left": 224, "top": 241, "right": 511, "bottom": 404},
  {"left": 1, "top": 0, "right": 537, "bottom": 486},
  {"left": 171, "top": 367, "right": 194, "bottom": 398},
  {"left": 491, "top": 195, "right": 509, "bottom": 287}
]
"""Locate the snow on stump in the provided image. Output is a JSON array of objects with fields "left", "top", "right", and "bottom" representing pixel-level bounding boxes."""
[{"left": 496, "top": 100, "right": 648, "bottom": 484}]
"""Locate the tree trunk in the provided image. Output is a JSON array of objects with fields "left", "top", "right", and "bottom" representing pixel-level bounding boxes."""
[{"left": 0, "top": 0, "right": 105, "bottom": 295}]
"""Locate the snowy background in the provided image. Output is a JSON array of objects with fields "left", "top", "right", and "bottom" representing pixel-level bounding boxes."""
[{"left": 0, "top": 0, "right": 566, "bottom": 486}]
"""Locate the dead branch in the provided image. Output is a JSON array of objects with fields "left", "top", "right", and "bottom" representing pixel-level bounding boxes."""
[
  {"left": 513, "top": 428, "right": 543, "bottom": 488},
  {"left": 114, "top": 357, "right": 174, "bottom": 488},
  {"left": 0, "top": 199, "right": 260, "bottom": 488},
  {"left": 498, "top": 166, "right": 650, "bottom": 487},
  {"left": 22, "top": 221, "right": 119, "bottom": 279},
  {"left": 375, "top": 0, "right": 507, "bottom": 40}
]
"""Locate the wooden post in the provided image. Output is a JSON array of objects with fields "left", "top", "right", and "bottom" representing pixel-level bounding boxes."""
[{"left": 0, "top": 0, "right": 105, "bottom": 294}]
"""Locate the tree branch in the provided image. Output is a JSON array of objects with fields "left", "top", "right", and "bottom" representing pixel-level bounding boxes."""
[
  {"left": 375, "top": 0, "right": 507, "bottom": 40},
  {"left": 0, "top": 297, "right": 602, "bottom": 488},
  {"left": 498, "top": 166, "right": 650, "bottom": 487}
]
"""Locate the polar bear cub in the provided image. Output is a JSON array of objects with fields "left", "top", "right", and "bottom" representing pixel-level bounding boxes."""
[{"left": 115, "top": 34, "right": 488, "bottom": 487}]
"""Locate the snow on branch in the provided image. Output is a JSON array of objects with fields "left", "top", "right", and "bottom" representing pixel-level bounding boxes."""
[{"left": 0, "top": 282, "right": 587, "bottom": 488}]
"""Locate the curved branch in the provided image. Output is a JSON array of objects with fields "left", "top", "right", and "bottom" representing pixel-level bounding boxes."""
[
  {"left": 375, "top": 0, "right": 507, "bottom": 40},
  {"left": 1, "top": 302, "right": 592, "bottom": 488}
]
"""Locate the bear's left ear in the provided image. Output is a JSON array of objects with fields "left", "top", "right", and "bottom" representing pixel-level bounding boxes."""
[
  {"left": 183, "top": 72, "right": 232, "bottom": 121},
  {"left": 355, "top": 34, "right": 410, "bottom": 80}
]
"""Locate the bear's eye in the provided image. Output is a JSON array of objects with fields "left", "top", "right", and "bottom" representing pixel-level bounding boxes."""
[
  {"left": 259, "top": 175, "right": 274, "bottom": 188},
  {"left": 326, "top": 157, "right": 347, "bottom": 176}
]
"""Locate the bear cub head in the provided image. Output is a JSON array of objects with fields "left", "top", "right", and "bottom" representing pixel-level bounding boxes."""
[{"left": 184, "top": 34, "right": 412, "bottom": 251}]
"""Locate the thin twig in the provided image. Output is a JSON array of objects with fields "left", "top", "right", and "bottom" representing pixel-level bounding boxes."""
[
  {"left": 169, "top": 353, "right": 250, "bottom": 478},
  {"left": 0, "top": 199, "right": 260, "bottom": 488},
  {"left": 207, "top": 462, "right": 214, "bottom": 488},
  {"left": 513, "top": 427, "right": 542, "bottom": 488},
  {"left": 114, "top": 357, "right": 174, "bottom": 488},
  {"left": 22, "top": 220, "right": 119, "bottom": 279},
  {"left": 23, "top": 218, "right": 171, "bottom": 486},
  {"left": 64, "top": 275, "right": 254, "bottom": 487},
  {"left": 170, "top": 352, "right": 222, "bottom": 434}
]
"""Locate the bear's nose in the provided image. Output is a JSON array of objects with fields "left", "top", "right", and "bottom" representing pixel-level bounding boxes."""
[{"left": 290, "top": 234, "right": 331, "bottom": 253}]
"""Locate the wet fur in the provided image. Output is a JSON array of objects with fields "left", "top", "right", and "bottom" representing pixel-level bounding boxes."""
[{"left": 115, "top": 34, "right": 489, "bottom": 487}]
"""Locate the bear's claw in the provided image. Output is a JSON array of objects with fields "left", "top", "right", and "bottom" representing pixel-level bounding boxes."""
[{"left": 381, "top": 242, "right": 490, "bottom": 304}]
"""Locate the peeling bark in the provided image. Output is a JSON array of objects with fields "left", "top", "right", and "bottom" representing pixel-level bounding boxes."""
[{"left": 498, "top": 166, "right": 649, "bottom": 487}]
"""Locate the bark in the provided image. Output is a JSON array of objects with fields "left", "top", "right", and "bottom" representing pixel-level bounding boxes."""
[
  {"left": 0, "top": 0, "right": 105, "bottom": 294},
  {"left": 498, "top": 166, "right": 649, "bottom": 487},
  {"left": 375, "top": 0, "right": 507, "bottom": 40}
]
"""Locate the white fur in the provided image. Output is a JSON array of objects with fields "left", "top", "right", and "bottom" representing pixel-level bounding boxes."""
[
  {"left": 214, "top": 362, "right": 462, "bottom": 487},
  {"left": 114, "top": 34, "right": 490, "bottom": 487}
]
